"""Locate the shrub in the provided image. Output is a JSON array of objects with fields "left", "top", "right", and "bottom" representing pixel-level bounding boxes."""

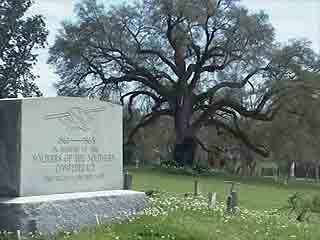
[
  {"left": 283, "top": 192, "right": 320, "bottom": 222},
  {"left": 160, "top": 159, "right": 179, "bottom": 168}
]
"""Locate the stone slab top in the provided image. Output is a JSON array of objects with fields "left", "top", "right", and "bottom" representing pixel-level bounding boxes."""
[
  {"left": 0, "top": 97, "right": 121, "bottom": 106},
  {"left": 0, "top": 190, "right": 144, "bottom": 204}
]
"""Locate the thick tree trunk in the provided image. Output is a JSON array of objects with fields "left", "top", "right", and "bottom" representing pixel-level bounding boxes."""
[
  {"left": 172, "top": 92, "right": 199, "bottom": 167},
  {"left": 174, "top": 137, "right": 197, "bottom": 166}
]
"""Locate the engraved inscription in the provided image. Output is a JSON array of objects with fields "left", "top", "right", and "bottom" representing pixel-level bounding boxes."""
[
  {"left": 32, "top": 134, "right": 116, "bottom": 183},
  {"left": 20, "top": 99, "right": 122, "bottom": 196},
  {"left": 36, "top": 106, "right": 115, "bottom": 182}
]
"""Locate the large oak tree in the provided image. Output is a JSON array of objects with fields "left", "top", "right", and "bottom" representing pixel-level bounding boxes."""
[{"left": 49, "top": 0, "right": 319, "bottom": 165}]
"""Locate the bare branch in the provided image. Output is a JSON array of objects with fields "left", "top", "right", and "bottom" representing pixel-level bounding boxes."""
[
  {"left": 120, "top": 90, "right": 159, "bottom": 104},
  {"left": 138, "top": 49, "right": 179, "bottom": 77},
  {"left": 195, "top": 137, "right": 225, "bottom": 153},
  {"left": 205, "top": 118, "right": 269, "bottom": 157},
  {"left": 124, "top": 23, "right": 142, "bottom": 47},
  {"left": 192, "top": 90, "right": 277, "bottom": 132},
  {"left": 154, "top": 71, "right": 176, "bottom": 85},
  {"left": 81, "top": 52, "right": 173, "bottom": 98},
  {"left": 220, "top": 98, "right": 275, "bottom": 121},
  {"left": 120, "top": 90, "right": 164, "bottom": 121},
  {"left": 166, "top": 15, "right": 185, "bottom": 51},
  {"left": 196, "top": 67, "right": 269, "bottom": 104}
]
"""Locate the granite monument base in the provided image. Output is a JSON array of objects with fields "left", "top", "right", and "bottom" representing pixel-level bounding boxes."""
[{"left": 0, "top": 190, "right": 146, "bottom": 234}]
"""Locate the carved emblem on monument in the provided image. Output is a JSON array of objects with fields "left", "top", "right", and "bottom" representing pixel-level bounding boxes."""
[{"left": 44, "top": 107, "right": 106, "bottom": 132}]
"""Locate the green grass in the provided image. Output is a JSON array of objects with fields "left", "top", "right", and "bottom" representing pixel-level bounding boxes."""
[
  {"left": 130, "top": 167, "right": 320, "bottom": 210},
  {"left": 50, "top": 190, "right": 320, "bottom": 240},
  {"left": 2, "top": 167, "right": 320, "bottom": 240}
]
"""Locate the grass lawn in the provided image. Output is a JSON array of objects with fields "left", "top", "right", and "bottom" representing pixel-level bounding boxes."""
[
  {"left": 130, "top": 167, "right": 320, "bottom": 210},
  {"left": 2, "top": 167, "right": 320, "bottom": 240},
  {"left": 46, "top": 190, "right": 320, "bottom": 240}
]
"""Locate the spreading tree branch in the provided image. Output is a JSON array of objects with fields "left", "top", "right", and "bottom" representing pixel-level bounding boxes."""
[
  {"left": 138, "top": 49, "right": 179, "bottom": 77},
  {"left": 196, "top": 67, "right": 269, "bottom": 105},
  {"left": 195, "top": 137, "right": 225, "bottom": 153},
  {"left": 120, "top": 90, "right": 159, "bottom": 104},
  {"left": 192, "top": 89, "right": 277, "bottom": 132},
  {"left": 121, "top": 90, "right": 165, "bottom": 120},
  {"left": 205, "top": 117, "right": 269, "bottom": 157}
]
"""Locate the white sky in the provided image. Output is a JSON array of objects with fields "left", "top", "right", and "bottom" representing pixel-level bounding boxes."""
[{"left": 28, "top": 0, "right": 320, "bottom": 97}]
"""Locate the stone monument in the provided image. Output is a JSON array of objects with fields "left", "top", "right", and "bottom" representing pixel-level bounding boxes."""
[{"left": 0, "top": 97, "right": 145, "bottom": 233}]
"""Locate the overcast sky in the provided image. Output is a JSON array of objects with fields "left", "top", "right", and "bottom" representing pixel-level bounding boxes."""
[{"left": 28, "top": 0, "right": 320, "bottom": 97}]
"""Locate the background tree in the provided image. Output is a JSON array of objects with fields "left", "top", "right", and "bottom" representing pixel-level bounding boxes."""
[
  {"left": 0, "top": 0, "right": 48, "bottom": 97},
  {"left": 49, "top": 0, "right": 319, "bottom": 166},
  {"left": 254, "top": 72, "right": 320, "bottom": 182}
]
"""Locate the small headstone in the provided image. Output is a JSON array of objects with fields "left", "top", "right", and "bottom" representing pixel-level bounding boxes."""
[
  {"left": 230, "top": 191, "right": 238, "bottom": 212},
  {"left": 226, "top": 194, "right": 232, "bottom": 212},
  {"left": 135, "top": 159, "right": 140, "bottom": 168},
  {"left": 208, "top": 192, "right": 216, "bottom": 208},
  {"left": 95, "top": 214, "right": 100, "bottom": 225},
  {"left": 193, "top": 180, "right": 199, "bottom": 197},
  {"left": 224, "top": 181, "right": 240, "bottom": 213},
  {"left": 16, "top": 230, "right": 22, "bottom": 240},
  {"left": 290, "top": 161, "right": 295, "bottom": 178}
]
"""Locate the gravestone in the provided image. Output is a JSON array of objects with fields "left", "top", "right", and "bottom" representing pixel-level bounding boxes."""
[
  {"left": 225, "top": 181, "right": 239, "bottom": 214},
  {"left": 290, "top": 161, "right": 295, "bottom": 178},
  {"left": 0, "top": 97, "right": 145, "bottom": 233},
  {"left": 207, "top": 192, "right": 216, "bottom": 209}
]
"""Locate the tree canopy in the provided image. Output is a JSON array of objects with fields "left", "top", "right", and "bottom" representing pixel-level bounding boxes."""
[
  {"left": 0, "top": 0, "right": 48, "bottom": 98},
  {"left": 260, "top": 72, "right": 320, "bottom": 167},
  {"left": 49, "top": 0, "right": 320, "bottom": 165}
]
